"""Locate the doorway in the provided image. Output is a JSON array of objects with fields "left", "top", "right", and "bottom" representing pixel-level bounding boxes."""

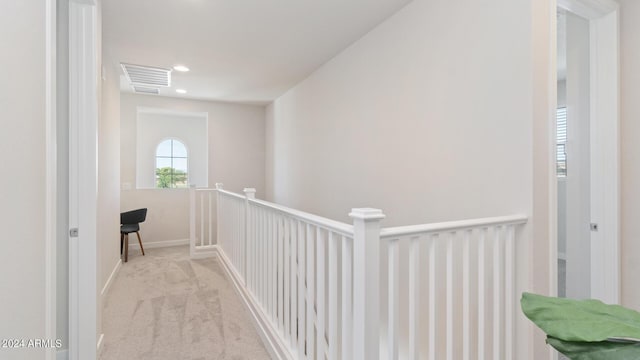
[
  {"left": 556, "top": 9, "right": 592, "bottom": 300},
  {"left": 555, "top": 0, "right": 620, "bottom": 304}
]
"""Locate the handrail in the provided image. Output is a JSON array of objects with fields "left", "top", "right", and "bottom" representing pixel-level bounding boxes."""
[
  {"left": 210, "top": 188, "right": 245, "bottom": 200},
  {"left": 379, "top": 214, "right": 528, "bottom": 239},
  {"left": 249, "top": 198, "right": 354, "bottom": 236},
  {"left": 204, "top": 186, "right": 355, "bottom": 236}
]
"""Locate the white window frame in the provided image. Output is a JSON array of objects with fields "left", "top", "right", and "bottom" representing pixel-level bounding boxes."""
[{"left": 155, "top": 137, "right": 189, "bottom": 189}]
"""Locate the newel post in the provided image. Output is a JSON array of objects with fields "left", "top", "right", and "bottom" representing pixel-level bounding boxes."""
[
  {"left": 243, "top": 188, "right": 256, "bottom": 284},
  {"left": 189, "top": 185, "right": 197, "bottom": 258},
  {"left": 215, "top": 183, "right": 223, "bottom": 251},
  {"left": 243, "top": 188, "right": 256, "bottom": 199},
  {"left": 350, "top": 208, "right": 385, "bottom": 360}
]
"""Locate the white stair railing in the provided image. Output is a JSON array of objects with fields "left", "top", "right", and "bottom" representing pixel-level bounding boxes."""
[
  {"left": 379, "top": 215, "right": 527, "bottom": 360},
  {"left": 189, "top": 185, "right": 528, "bottom": 360}
]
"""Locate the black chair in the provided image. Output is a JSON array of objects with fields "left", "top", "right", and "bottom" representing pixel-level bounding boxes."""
[{"left": 120, "top": 208, "right": 147, "bottom": 262}]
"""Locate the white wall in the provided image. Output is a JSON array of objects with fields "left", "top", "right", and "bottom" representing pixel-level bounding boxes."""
[
  {"left": 121, "top": 93, "right": 265, "bottom": 245},
  {"left": 620, "top": 0, "right": 640, "bottom": 310},
  {"left": 0, "top": 2, "right": 48, "bottom": 359},
  {"left": 98, "top": 3, "right": 122, "bottom": 345},
  {"left": 266, "top": 0, "right": 551, "bottom": 356},
  {"left": 267, "top": 0, "right": 532, "bottom": 226},
  {"left": 265, "top": 104, "right": 275, "bottom": 201},
  {"left": 136, "top": 110, "right": 208, "bottom": 188}
]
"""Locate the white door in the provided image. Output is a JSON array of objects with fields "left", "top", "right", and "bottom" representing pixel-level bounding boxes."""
[{"left": 68, "top": 0, "right": 99, "bottom": 358}]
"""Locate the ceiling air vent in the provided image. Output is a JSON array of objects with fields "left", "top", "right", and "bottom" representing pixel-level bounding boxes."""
[
  {"left": 133, "top": 86, "right": 160, "bottom": 95},
  {"left": 121, "top": 63, "right": 171, "bottom": 87}
]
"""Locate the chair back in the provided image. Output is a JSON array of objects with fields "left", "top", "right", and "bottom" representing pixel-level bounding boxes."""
[{"left": 121, "top": 208, "right": 147, "bottom": 225}]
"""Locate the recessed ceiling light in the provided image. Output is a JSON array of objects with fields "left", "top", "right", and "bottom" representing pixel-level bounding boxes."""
[
  {"left": 173, "top": 65, "right": 190, "bottom": 72},
  {"left": 176, "top": 89, "right": 187, "bottom": 94}
]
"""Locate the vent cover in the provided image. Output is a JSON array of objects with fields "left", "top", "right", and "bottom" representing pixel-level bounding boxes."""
[
  {"left": 121, "top": 63, "right": 171, "bottom": 87},
  {"left": 133, "top": 86, "right": 160, "bottom": 95}
]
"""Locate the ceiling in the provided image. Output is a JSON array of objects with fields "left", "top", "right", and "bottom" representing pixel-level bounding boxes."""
[{"left": 103, "top": 0, "right": 412, "bottom": 105}]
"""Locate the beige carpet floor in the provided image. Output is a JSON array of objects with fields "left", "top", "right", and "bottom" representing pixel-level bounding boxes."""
[{"left": 99, "top": 245, "right": 271, "bottom": 360}]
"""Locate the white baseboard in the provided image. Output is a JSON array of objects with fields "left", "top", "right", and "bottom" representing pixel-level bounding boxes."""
[
  {"left": 56, "top": 349, "right": 68, "bottom": 360},
  {"left": 97, "top": 333, "right": 104, "bottom": 353},
  {"left": 127, "top": 238, "right": 190, "bottom": 252},
  {"left": 190, "top": 248, "right": 218, "bottom": 259},
  {"left": 101, "top": 259, "right": 122, "bottom": 298}
]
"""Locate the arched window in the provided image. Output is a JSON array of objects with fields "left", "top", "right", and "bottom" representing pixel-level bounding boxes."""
[{"left": 155, "top": 139, "right": 188, "bottom": 188}]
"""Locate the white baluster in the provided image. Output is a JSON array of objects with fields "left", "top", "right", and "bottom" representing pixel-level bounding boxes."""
[
  {"left": 446, "top": 232, "right": 454, "bottom": 360},
  {"left": 215, "top": 184, "right": 222, "bottom": 254},
  {"left": 316, "top": 227, "right": 326, "bottom": 360},
  {"left": 408, "top": 236, "right": 420, "bottom": 360},
  {"left": 462, "top": 229, "right": 471, "bottom": 360},
  {"left": 306, "top": 224, "right": 315, "bottom": 358},
  {"left": 279, "top": 215, "right": 285, "bottom": 331},
  {"left": 189, "top": 186, "right": 196, "bottom": 258},
  {"left": 493, "top": 226, "right": 503, "bottom": 360},
  {"left": 290, "top": 218, "right": 298, "bottom": 349},
  {"left": 263, "top": 210, "right": 268, "bottom": 307},
  {"left": 428, "top": 235, "right": 436, "bottom": 360},
  {"left": 257, "top": 207, "right": 263, "bottom": 303},
  {"left": 478, "top": 228, "right": 486, "bottom": 360},
  {"left": 272, "top": 212, "right": 277, "bottom": 322},
  {"left": 328, "top": 232, "right": 339, "bottom": 360},
  {"left": 388, "top": 237, "right": 400, "bottom": 360},
  {"left": 266, "top": 210, "right": 273, "bottom": 319},
  {"left": 258, "top": 207, "right": 262, "bottom": 292},
  {"left": 245, "top": 201, "right": 251, "bottom": 290},
  {"left": 297, "top": 220, "right": 306, "bottom": 358},
  {"left": 342, "top": 236, "right": 353, "bottom": 360},
  {"left": 505, "top": 225, "right": 515, "bottom": 360},
  {"left": 284, "top": 216, "right": 291, "bottom": 341},
  {"left": 208, "top": 192, "right": 213, "bottom": 246}
]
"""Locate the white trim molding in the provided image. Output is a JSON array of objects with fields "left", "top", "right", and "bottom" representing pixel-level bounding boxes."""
[
  {"left": 68, "top": 0, "right": 99, "bottom": 358},
  {"left": 588, "top": 4, "right": 620, "bottom": 305},
  {"left": 126, "top": 238, "right": 190, "bottom": 252},
  {"left": 557, "top": 0, "right": 618, "bottom": 20},
  {"left": 97, "top": 333, "right": 104, "bottom": 354},
  {"left": 45, "top": 0, "right": 57, "bottom": 359},
  {"left": 100, "top": 260, "right": 122, "bottom": 298}
]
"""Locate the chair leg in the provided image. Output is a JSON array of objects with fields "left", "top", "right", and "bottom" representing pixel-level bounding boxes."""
[
  {"left": 136, "top": 232, "right": 145, "bottom": 256},
  {"left": 124, "top": 234, "right": 129, "bottom": 263},
  {"left": 120, "top": 233, "right": 124, "bottom": 255}
]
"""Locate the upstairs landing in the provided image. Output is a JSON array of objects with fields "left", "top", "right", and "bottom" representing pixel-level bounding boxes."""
[{"left": 99, "top": 245, "right": 270, "bottom": 360}]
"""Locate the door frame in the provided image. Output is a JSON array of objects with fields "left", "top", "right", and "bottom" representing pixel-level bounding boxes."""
[
  {"left": 45, "top": 0, "right": 57, "bottom": 359},
  {"left": 68, "top": 0, "right": 99, "bottom": 358},
  {"left": 554, "top": 0, "right": 620, "bottom": 304}
]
